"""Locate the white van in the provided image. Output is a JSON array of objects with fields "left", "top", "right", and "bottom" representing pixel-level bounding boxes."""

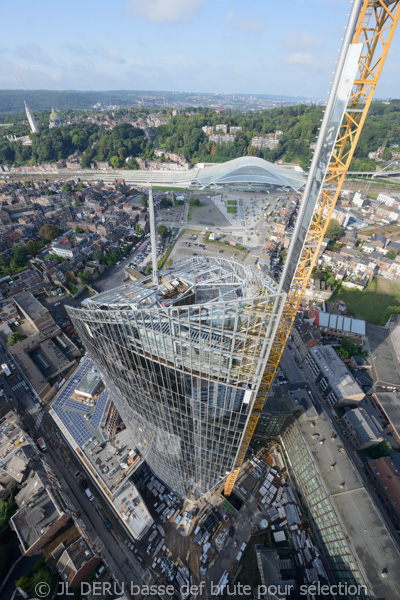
[{"left": 85, "top": 488, "right": 94, "bottom": 501}]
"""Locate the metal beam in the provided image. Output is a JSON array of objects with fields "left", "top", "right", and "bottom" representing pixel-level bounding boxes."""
[{"left": 224, "top": 0, "right": 400, "bottom": 496}]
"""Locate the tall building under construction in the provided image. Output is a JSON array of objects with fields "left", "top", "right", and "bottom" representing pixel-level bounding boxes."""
[{"left": 67, "top": 258, "right": 285, "bottom": 500}]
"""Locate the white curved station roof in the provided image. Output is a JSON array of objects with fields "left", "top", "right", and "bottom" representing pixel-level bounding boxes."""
[{"left": 59, "top": 157, "right": 306, "bottom": 191}]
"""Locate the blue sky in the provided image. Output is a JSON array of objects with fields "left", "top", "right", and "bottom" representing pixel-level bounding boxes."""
[{"left": 1, "top": 0, "right": 399, "bottom": 98}]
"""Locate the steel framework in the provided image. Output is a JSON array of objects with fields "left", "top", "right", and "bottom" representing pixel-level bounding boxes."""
[{"left": 224, "top": 0, "right": 400, "bottom": 495}]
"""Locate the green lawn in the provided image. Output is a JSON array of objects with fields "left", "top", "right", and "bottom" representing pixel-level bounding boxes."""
[{"left": 331, "top": 278, "right": 400, "bottom": 325}]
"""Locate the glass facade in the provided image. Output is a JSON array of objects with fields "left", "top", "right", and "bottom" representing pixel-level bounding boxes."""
[{"left": 67, "top": 257, "right": 285, "bottom": 501}]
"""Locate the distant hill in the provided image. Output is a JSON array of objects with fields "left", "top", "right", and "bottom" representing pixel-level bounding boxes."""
[
  {"left": 0, "top": 90, "right": 136, "bottom": 114},
  {"left": 0, "top": 89, "right": 317, "bottom": 116}
]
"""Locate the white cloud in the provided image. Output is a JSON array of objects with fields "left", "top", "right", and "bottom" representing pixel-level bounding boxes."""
[
  {"left": 225, "top": 9, "right": 265, "bottom": 33},
  {"left": 15, "top": 43, "right": 55, "bottom": 66},
  {"left": 64, "top": 43, "right": 90, "bottom": 56},
  {"left": 280, "top": 31, "right": 323, "bottom": 51},
  {"left": 126, "top": 0, "right": 205, "bottom": 23},
  {"left": 97, "top": 46, "right": 126, "bottom": 64},
  {"left": 284, "top": 52, "right": 314, "bottom": 66}
]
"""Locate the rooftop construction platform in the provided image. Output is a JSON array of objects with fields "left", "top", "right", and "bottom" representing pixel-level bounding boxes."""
[{"left": 82, "top": 256, "right": 279, "bottom": 311}]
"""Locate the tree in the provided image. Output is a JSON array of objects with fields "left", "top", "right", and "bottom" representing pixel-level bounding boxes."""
[
  {"left": 62, "top": 183, "right": 72, "bottom": 193},
  {"left": 325, "top": 219, "right": 341, "bottom": 242},
  {"left": 92, "top": 250, "right": 103, "bottom": 262},
  {"left": 141, "top": 195, "right": 148, "bottom": 208},
  {"left": 75, "top": 226, "right": 84, "bottom": 234},
  {"left": 7, "top": 332, "right": 27, "bottom": 347},
  {"left": 384, "top": 305, "right": 400, "bottom": 324},
  {"left": 160, "top": 197, "right": 173, "bottom": 208},
  {"left": 382, "top": 147, "right": 392, "bottom": 161},
  {"left": 105, "top": 252, "right": 118, "bottom": 265},
  {"left": 386, "top": 249, "right": 397, "bottom": 260},
  {"left": 0, "top": 495, "right": 16, "bottom": 538},
  {"left": 11, "top": 244, "right": 29, "bottom": 268},
  {"left": 188, "top": 197, "right": 200, "bottom": 206},
  {"left": 157, "top": 225, "right": 168, "bottom": 239},
  {"left": 367, "top": 440, "right": 392, "bottom": 459},
  {"left": 39, "top": 224, "right": 60, "bottom": 241},
  {"left": 78, "top": 270, "right": 93, "bottom": 285},
  {"left": 26, "top": 240, "right": 40, "bottom": 256}
]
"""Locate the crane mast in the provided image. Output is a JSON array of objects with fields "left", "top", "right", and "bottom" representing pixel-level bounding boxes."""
[{"left": 224, "top": 0, "right": 400, "bottom": 496}]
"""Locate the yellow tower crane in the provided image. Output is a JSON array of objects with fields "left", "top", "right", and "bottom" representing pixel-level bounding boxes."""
[{"left": 224, "top": 0, "right": 400, "bottom": 496}]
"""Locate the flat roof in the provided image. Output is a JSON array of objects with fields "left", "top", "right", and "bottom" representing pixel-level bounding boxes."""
[
  {"left": 8, "top": 332, "right": 78, "bottom": 396},
  {"left": 374, "top": 392, "right": 400, "bottom": 436},
  {"left": 296, "top": 396, "right": 400, "bottom": 599},
  {"left": 51, "top": 358, "right": 111, "bottom": 448},
  {"left": 112, "top": 479, "right": 153, "bottom": 539},
  {"left": 13, "top": 291, "right": 47, "bottom": 320},
  {"left": 74, "top": 370, "right": 102, "bottom": 398},
  {"left": 367, "top": 323, "right": 400, "bottom": 389}
]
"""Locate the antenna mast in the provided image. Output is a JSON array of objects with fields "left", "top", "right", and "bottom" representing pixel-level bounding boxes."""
[{"left": 148, "top": 186, "right": 159, "bottom": 287}]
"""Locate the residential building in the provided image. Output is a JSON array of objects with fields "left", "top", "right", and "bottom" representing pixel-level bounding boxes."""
[
  {"left": 57, "top": 537, "right": 101, "bottom": 588},
  {"left": 352, "top": 192, "right": 364, "bottom": 208},
  {"left": 377, "top": 192, "right": 397, "bottom": 206},
  {"left": 306, "top": 345, "right": 364, "bottom": 407},
  {"left": 0, "top": 410, "right": 36, "bottom": 496},
  {"left": 251, "top": 136, "right": 280, "bottom": 150},
  {"left": 8, "top": 329, "right": 80, "bottom": 403},
  {"left": 67, "top": 258, "right": 286, "bottom": 501},
  {"left": 208, "top": 134, "right": 236, "bottom": 145},
  {"left": 368, "top": 456, "right": 400, "bottom": 531},
  {"left": 10, "top": 460, "right": 74, "bottom": 556},
  {"left": 340, "top": 407, "right": 383, "bottom": 450},
  {"left": 372, "top": 392, "right": 400, "bottom": 445},
  {"left": 51, "top": 241, "right": 78, "bottom": 258},
  {"left": 0, "top": 302, "right": 19, "bottom": 324},
  {"left": 291, "top": 320, "right": 319, "bottom": 358},
  {"left": 13, "top": 291, "right": 56, "bottom": 333}
]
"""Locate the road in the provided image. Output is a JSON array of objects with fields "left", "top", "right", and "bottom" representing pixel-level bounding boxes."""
[
  {"left": 92, "top": 245, "right": 144, "bottom": 293},
  {"left": 279, "top": 347, "right": 306, "bottom": 384}
]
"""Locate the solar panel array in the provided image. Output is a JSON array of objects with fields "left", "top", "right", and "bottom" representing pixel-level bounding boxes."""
[{"left": 52, "top": 359, "right": 109, "bottom": 447}]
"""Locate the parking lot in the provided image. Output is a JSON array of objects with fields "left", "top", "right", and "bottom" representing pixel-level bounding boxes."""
[{"left": 168, "top": 229, "right": 248, "bottom": 266}]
